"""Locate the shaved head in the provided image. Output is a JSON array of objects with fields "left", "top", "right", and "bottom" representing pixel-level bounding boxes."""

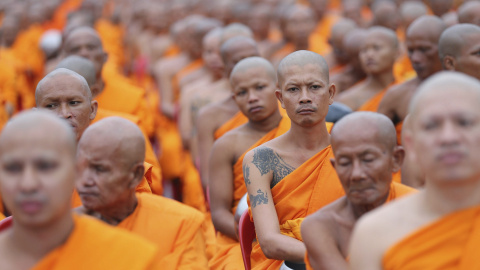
[
  {"left": 220, "top": 22, "right": 253, "bottom": 43},
  {"left": 367, "top": 26, "right": 399, "bottom": 49},
  {"left": 407, "top": 15, "right": 446, "bottom": 40},
  {"left": 372, "top": 0, "right": 399, "bottom": 30},
  {"left": 230, "top": 56, "right": 276, "bottom": 84},
  {"left": 400, "top": 1, "right": 428, "bottom": 28},
  {"left": 439, "top": 24, "right": 480, "bottom": 60},
  {"left": 278, "top": 50, "right": 329, "bottom": 87},
  {"left": 458, "top": 1, "right": 480, "bottom": 25},
  {"left": 220, "top": 36, "right": 259, "bottom": 76},
  {"left": 63, "top": 26, "right": 102, "bottom": 49},
  {"left": 36, "top": 68, "right": 91, "bottom": 102},
  {"left": 56, "top": 55, "right": 96, "bottom": 88}
]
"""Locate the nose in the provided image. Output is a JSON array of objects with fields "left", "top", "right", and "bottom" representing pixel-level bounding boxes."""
[
  {"left": 439, "top": 121, "right": 461, "bottom": 146},
  {"left": 248, "top": 89, "right": 259, "bottom": 103},
  {"left": 19, "top": 165, "right": 39, "bottom": 194},
  {"left": 59, "top": 103, "right": 73, "bottom": 119},
  {"left": 299, "top": 88, "right": 312, "bottom": 104},
  {"left": 77, "top": 47, "right": 91, "bottom": 59},
  {"left": 77, "top": 167, "right": 96, "bottom": 188},
  {"left": 350, "top": 160, "right": 366, "bottom": 182},
  {"left": 410, "top": 50, "right": 423, "bottom": 65}
]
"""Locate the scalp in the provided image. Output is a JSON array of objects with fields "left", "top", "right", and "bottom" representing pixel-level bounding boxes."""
[
  {"left": 407, "top": 15, "right": 446, "bottom": 42},
  {"left": 220, "top": 23, "right": 254, "bottom": 44},
  {"left": 35, "top": 68, "right": 92, "bottom": 102},
  {"left": 63, "top": 26, "right": 103, "bottom": 48},
  {"left": 56, "top": 55, "right": 97, "bottom": 87},
  {"left": 439, "top": 23, "right": 480, "bottom": 60},
  {"left": 230, "top": 57, "right": 276, "bottom": 84},
  {"left": 366, "top": 26, "right": 399, "bottom": 49},
  {"left": 220, "top": 36, "right": 258, "bottom": 61},
  {"left": 277, "top": 50, "right": 329, "bottom": 86}
]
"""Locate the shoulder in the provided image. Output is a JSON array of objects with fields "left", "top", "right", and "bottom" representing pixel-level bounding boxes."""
[
  {"left": 302, "top": 197, "right": 346, "bottom": 234},
  {"left": 383, "top": 78, "right": 418, "bottom": 100},
  {"left": 137, "top": 194, "right": 204, "bottom": 225}
]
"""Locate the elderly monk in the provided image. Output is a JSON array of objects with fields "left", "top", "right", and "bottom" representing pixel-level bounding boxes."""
[
  {"left": 197, "top": 36, "right": 260, "bottom": 190},
  {"left": 378, "top": 16, "right": 446, "bottom": 143},
  {"left": 0, "top": 111, "right": 160, "bottom": 270},
  {"left": 243, "top": 51, "right": 345, "bottom": 270},
  {"left": 439, "top": 24, "right": 480, "bottom": 80},
  {"left": 458, "top": 1, "right": 480, "bottom": 26},
  {"left": 75, "top": 117, "right": 209, "bottom": 269},
  {"left": 209, "top": 57, "right": 287, "bottom": 269},
  {"left": 62, "top": 26, "right": 154, "bottom": 138},
  {"left": 350, "top": 72, "right": 480, "bottom": 270},
  {"left": 336, "top": 27, "right": 399, "bottom": 112},
  {"left": 301, "top": 112, "right": 416, "bottom": 270},
  {"left": 54, "top": 56, "right": 163, "bottom": 195}
]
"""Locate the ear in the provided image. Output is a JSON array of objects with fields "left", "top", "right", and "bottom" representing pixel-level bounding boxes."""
[
  {"left": 443, "top": 55, "right": 456, "bottom": 71},
  {"left": 102, "top": 52, "right": 108, "bottom": 65},
  {"left": 330, "top": 158, "right": 336, "bottom": 169},
  {"left": 128, "top": 162, "right": 145, "bottom": 189},
  {"left": 89, "top": 100, "right": 98, "bottom": 120},
  {"left": 328, "top": 83, "right": 336, "bottom": 105},
  {"left": 275, "top": 89, "right": 285, "bottom": 109},
  {"left": 391, "top": 145, "right": 405, "bottom": 173}
]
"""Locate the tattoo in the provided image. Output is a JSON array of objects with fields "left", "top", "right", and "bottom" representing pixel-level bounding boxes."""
[
  {"left": 249, "top": 189, "right": 268, "bottom": 208},
  {"left": 243, "top": 164, "right": 251, "bottom": 185},
  {"left": 252, "top": 146, "right": 295, "bottom": 188}
]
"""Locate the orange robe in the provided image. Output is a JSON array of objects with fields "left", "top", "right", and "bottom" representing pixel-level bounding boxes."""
[
  {"left": 308, "top": 14, "right": 339, "bottom": 56},
  {"left": 30, "top": 214, "right": 160, "bottom": 270},
  {"left": 214, "top": 112, "right": 249, "bottom": 140},
  {"left": 396, "top": 121, "right": 403, "bottom": 145},
  {"left": 50, "top": 0, "right": 83, "bottom": 30},
  {"left": 382, "top": 205, "right": 480, "bottom": 270},
  {"left": 95, "top": 18, "right": 126, "bottom": 68},
  {"left": 305, "top": 181, "right": 417, "bottom": 270},
  {"left": 357, "top": 82, "right": 397, "bottom": 112},
  {"left": 248, "top": 125, "right": 345, "bottom": 270},
  {"left": 118, "top": 193, "right": 209, "bottom": 269},
  {"left": 209, "top": 117, "right": 292, "bottom": 270},
  {"left": 271, "top": 43, "right": 295, "bottom": 65},
  {"left": 0, "top": 212, "right": 4, "bottom": 220}
]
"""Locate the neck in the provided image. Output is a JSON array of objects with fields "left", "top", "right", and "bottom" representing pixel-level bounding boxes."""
[
  {"left": 98, "top": 194, "right": 138, "bottom": 226},
  {"left": 366, "top": 69, "right": 395, "bottom": 89},
  {"left": 424, "top": 179, "right": 480, "bottom": 215},
  {"left": 349, "top": 192, "right": 390, "bottom": 220},
  {"left": 287, "top": 119, "right": 330, "bottom": 151},
  {"left": 10, "top": 213, "right": 74, "bottom": 260},
  {"left": 247, "top": 109, "right": 283, "bottom": 133}
]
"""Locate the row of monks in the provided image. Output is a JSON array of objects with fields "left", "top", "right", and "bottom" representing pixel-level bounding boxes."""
[{"left": 0, "top": 0, "right": 480, "bottom": 269}]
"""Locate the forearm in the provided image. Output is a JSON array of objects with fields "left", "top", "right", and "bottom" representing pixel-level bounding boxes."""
[
  {"left": 259, "top": 233, "right": 306, "bottom": 262},
  {"left": 211, "top": 208, "right": 237, "bottom": 240}
]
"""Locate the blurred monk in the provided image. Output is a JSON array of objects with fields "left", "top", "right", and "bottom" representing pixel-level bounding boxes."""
[
  {"left": 439, "top": 23, "right": 480, "bottom": 80},
  {"left": 337, "top": 27, "right": 399, "bottom": 111},
  {"left": 243, "top": 51, "right": 345, "bottom": 269},
  {"left": 302, "top": 112, "right": 415, "bottom": 270},
  {"left": 209, "top": 57, "right": 285, "bottom": 269},
  {"left": 324, "top": 19, "right": 357, "bottom": 74},
  {"left": 378, "top": 16, "right": 446, "bottom": 143},
  {"left": 458, "top": 1, "right": 480, "bottom": 26},
  {"left": 308, "top": 0, "right": 340, "bottom": 56},
  {"left": 197, "top": 36, "right": 260, "bottom": 190},
  {"left": 399, "top": 1, "right": 428, "bottom": 30},
  {"left": 0, "top": 111, "right": 160, "bottom": 270},
  {"left": 75, "top": 117, "right": 209, "bottom": 269},
  {"left": 350, "top": 71, "right": 480, "bottom": 270},
  {"left": 245, "top": 4, "right": 277, "bottom": 59}
]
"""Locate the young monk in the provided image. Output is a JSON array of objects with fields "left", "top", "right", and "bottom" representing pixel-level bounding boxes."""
[
  {"left": 0, "top": 111, "right": 160, "bottom": 270},
  {"left": 301, "top": 112, "right": 416, "bottom": 270},
  {"left": 350, "top": 72, "right": 480, "bottom": 270},
  {"left": 336, "top": 27, "right": 399, "bottom": 112},
  {"left": 439, "top": 24, "right": 480, "bottom": 80},
  {"left": 208, "top": 57, "right": 285, "bottom": 269},
  {"left": 378, "top": 16, "right": 446, "bottom": 143},
  {"left": 197, "top": 36, "right": 260, "bottom": 190},
  {"left": 75, "top": 117, "right": 209, "bottom": 269},
  {"left": 243, "top": 51, "right": 345, "bottom": 270}
]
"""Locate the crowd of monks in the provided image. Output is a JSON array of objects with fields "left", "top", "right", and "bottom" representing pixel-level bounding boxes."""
[{"left": 0, "top": 0, "right": 480, "bottom": 269}]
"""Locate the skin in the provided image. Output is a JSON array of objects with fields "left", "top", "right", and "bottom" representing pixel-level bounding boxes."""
[
  {"left": 0, "top": 111, "right": 77, "bottom": 270},
  {"left": 400, "top": 115, "right": 425, "bottom": 188},
  {"left": 75, "top": 117, "right": 145, "bottom": 226},
  {"left": 350, "top": 72, "right": 480, "bottom": 270},
  {"left": 372, "top": 1, "right": 400, "bottom": 31},
  {"left": 243, "top": 50, "right": 335, "bottom": 262},
  {"left": 458, "top": 1, "right": 480, "bottom": 26},
  {"left": 336, "top": 27, "right": 398, "bottom": 111},
  {"left": 196, "top": 36, "right": 260, "bottom": 190},
  {"left": 378, "top": 16, "right": 446, "bottom": 125},
  {"left": 439, "top": 24, "right": 480, "bottom": 80},
  {"left": 301, "top": 112, "right": 404, "bottom": 270},
  {"left": 399, "top": 1, "right": 428, "bottom": 30},
  {"left": 209, "top": 57, "right": 282, "bottom": 240},
  {"left": 428, "top": 0, "right": 453, "bottom": 17},
  {"left": 35, "top": 69, "right": 98, "bottom": 141},
  {"left": 325, "top": 19, "right": 357, "bottom": 68}
]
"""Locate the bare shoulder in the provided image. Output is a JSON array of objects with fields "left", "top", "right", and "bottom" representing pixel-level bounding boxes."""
[
  {"left": 303, "top": 197, "right": 348, "bottom": 233},
  {"left": 383, "top": 78, "right": 419, "bottom": 100}
]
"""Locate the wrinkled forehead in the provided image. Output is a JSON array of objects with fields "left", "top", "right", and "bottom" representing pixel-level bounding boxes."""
[
  {"left": 279, "top": 63, "right": 328, "bottom": 84},
  {"left": 37, "top": 75, "right": 89, "bottom": 98}
]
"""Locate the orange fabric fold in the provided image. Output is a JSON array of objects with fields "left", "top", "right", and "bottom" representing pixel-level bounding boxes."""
[
  {"left": 395, "top": 121, "right": 403, "bottom": 145},
  {"left": 382, "top": 205, "right": 480, "bottom": 270},
  {"left": 118, "top": 193, "right": 209, "bottom": 269},
  {"left": 214, "top": 112, "right": 249, "bottom": 140},
  {"left": 32, "top": 214, "right": 159, "bottom": 270},
  {"left": 358, "top": 82, "right": 397, "bottom": 112}
]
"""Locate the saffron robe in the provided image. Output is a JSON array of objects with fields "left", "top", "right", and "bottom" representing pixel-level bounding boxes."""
[
  {"left": 213, "top": 112, "right": 249, "bottom": 140},
  {"left": 357, "top": 82, "right": 397, "bottom": 112}
]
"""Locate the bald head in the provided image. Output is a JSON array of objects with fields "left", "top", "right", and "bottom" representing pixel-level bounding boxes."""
[
  {"left": 367, "top": 26, "right": 399, "bottom": 49},
  {"left": 407, "top": 15, "right": 446, "bottom": 40},
  {"left": 220, "top": 23, "right": 254, "bottom": 43},
  {"left": 400, "top": 1, "right": 428, "bottom": 29},
  {"left": 372, "top": 0, "right": 399, "bottom": 30},
  {"left": 220, "top": 36, "right": 260, "bottom": 77},
  {"left": 56, "top": 55, "right": 96, "bottom": 88},
  {"left": 36, "top": 68, "right": 91, "bottom": 102},
  {"left": 278, "top": 50, "right": 329, "bottom": 87},
  {"left": 458, "top": 1, "right": 480, "bottom": 26},
  {"left": 230, "top": 56, "right": 276, "bottom": 84}
]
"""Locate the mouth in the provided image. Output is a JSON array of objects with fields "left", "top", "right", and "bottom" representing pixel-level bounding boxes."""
[
  {"left": 249, "top": 106, "right": 263, "bottom": 113},
  {"left": 438, "top": 152, "right": 464, "bottom": 165},
  {"left": 19, "top": 200, "right": 43, "bottom": 214},
  {"left": 297, "top": 107, "right": 316, "bottom": 114},
  {"left": 78, "top": 191, "right": 98, "bottom": 199}
]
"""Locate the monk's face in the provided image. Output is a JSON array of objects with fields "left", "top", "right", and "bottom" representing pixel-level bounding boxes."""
[
  {"left": 224, "top": 46, "right": 259, "bottom": 77},
  {"left": 63, "top": 31, "right": 107, "bottom": 78},
  {"left": 0, "top": 127, "right": 75, "bottom": 227},
  {"left": 453, "top": 33, "right": 480, "bottom": 80},
  {"left": 359, "top": 33, "right": 397, "bottom": 75},
  {"left": 202, "top": 34, "right": 224, "bottom": 78},
  {"left": 36, "top": 75, "right": 97, "bottom": 141},
  {"left": 76, "top": 140, "right": 134, "bottom": 211},
  {"left": 406, "top": 32, "right": 442, "bottom": 80},
  {"left": 276, "top": 63, "right": 334, "bottom": 127},
  {"left": 231, "top": 67, "right": 278, "bottom": 122},
  {"left": 410, "top": 88, "right": 480, "bottom": 182},
  {"left": 284, "top": 10, "right": 316, "bottom": 46},
  {"left": 332, "top": 128, "right": 400, "bottom": 205}
]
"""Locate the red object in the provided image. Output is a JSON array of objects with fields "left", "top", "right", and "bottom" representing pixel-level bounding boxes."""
[
  {"left": 239, "top": 210, "right": 255, "bottom": 270},
  {"left": 0, "top": 216, "right": 12, "bottom": 231}
]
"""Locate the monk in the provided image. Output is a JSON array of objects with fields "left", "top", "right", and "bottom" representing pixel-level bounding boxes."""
[
  {"left": 350, "top": 71, "right": 480, "bottom": 270},
  {"left": 62, "top": 26, "right": 154, "bottom": 138},
  {"left": 439, "top": 23, "right": 480, "bottom": 80},
  {"left": 197, "top": 36, "right": 260, "bottom": 190},
  {"left": 378, "top": 16, "right": 446, "bottom": 143},
  {"left": 458, "top": 1, "right": 480, "bottom": 26},
  {"left": 0, "top": 111, "right": 160, "bottom": 270},
  {"left": 301, "top": 112, "right": 416, "bottom": 270},
  {"left": 336, "top": 27, "right": 399, "bottom": 112},
  {"left": 75, "top": 117, "right": 209, "bottom": 269},
  {"left": 243, "top": 50, "right": 345, "bottom": 269},
  {"left": 330, "top": 30, "right": 367, "bottom": 94},
  {"left": 307, "top": 0, "right": 339, "bottom": 56},
  {"left": 245, "top": 4, "right": 277, "bottom": 59},
  {"left": 324, "top": 19, "right": 357, "bottom": 74},
  {"left": 399, "top": 1, "right": 428, "bottom": 30},
  {"left": 208, "top": 57, "right": 285, "bottom": 269}
]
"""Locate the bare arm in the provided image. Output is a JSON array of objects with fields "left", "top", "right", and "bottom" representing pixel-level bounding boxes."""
[
  {"left": 196, "top": 107, "right": 217, "bottom": 191},
  {"left": 208, "top": 135, "right": 237, "bottom": 240},
  {"left": 301, "top": 217, "right": 349, "bottom": 270},
  {"left": 243, "top": 148, "right": 306, "bottom": 262},
  {"left": 153, "top": 61, "right": 175, "bottom": 119},
  {"left": 348, "top": 217, "right": 384, "bottom": 270},
  {"left": 377, "top": 87, "right": 397, "bottom": 122}
]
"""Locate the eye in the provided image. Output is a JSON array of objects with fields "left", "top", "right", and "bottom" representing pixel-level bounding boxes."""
[
  {"left": 236, "top": 90, "right": 247, "bottom": 97},
  {"left": 69, "top": 101, "right": 81, "bottom": 106},
  {"left": 45, "top": 103, "right": 58, "bottom": 109},
  {"left": 311, "top": 85, "right": 321, "bottom": 90},
  {"left": 36, "top": 160, "right": 58, "bottom": 172},
  {"left": 423, "top": 121, "right": 439, "bottom": 131},
  {"left": 4, "top": 163, "right": 22, "bottom": 173},
  {"left": 93, "top": 165, "right": 107, "bottom": 173},
  {"left": 457, "top": 118, "right": 474, "bottom": 127},
  {"left": 256, "top": 85, "right": 265, "bottom": 91},
  {"left": 287, "top": 87, "right": 298, "bottom": 92}
]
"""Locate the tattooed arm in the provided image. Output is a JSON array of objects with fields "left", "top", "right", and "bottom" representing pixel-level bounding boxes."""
[
  {"left": 243, "top": 146, "right": 306, "bottom": 262},
  {"left": 209, "top": 135, "right": 237, "bottom": 240}
]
